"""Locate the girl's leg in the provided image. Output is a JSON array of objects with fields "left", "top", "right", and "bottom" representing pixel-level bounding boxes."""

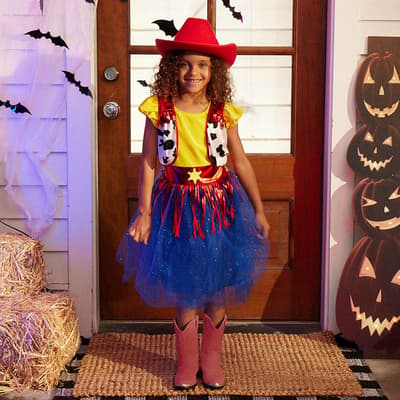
[
  {"left": 204, "top": 302, "right": 225, "bottom": 327},
  {"left": 176, "top": 307, "right": 197, "bottom": 329},
  {"left": 201, "top": 301, "right": 227, "bottom": 389},
  {"left": 173, "top": 307, "right": 199, "bottom": 389}
]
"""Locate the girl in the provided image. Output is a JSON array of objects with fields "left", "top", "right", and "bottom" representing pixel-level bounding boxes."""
[{"left": 117, "top": 17, "right": 270, "bottom": 390}]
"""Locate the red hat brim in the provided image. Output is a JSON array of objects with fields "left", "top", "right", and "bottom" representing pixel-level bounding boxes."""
[{"left": 156, "top": 39, "right": 237, "bottom": 67}]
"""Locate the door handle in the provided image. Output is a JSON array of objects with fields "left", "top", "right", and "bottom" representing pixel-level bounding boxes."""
[{"left": 103, "top": 101, "right": 120, "bottom": 119}]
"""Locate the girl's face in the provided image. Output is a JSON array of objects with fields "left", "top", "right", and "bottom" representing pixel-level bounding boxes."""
[{"left": 177, "top": 52, "right": 212, "bottom": 97}]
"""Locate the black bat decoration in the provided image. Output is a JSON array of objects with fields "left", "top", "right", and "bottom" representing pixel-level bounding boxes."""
[
  {"left": 0, "top": 99, "right": 31, "bottom": 115},
  {"left": 85, "top": 0, "right": 96, "bottom": 3},
  {"left": 25, "top": 29, "right": 69, "bottom": 49},
  {"left": 152, "top": 19, "right": 178, "bottom": 37},
  {"left": 137, "top": 80, "right": 149, "bottom": 87},
  {"left": 62, "top": 71, "right": 93, "bottom": 98},
  {"left": 221, "top": 0, "right": 243, "bottom": 22}
]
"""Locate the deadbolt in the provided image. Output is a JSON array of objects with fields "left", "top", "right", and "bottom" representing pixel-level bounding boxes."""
[
  {"left": 103, "top": 101, "right": 120, "bottom": 119},
  {"left": 104, "top": 66, "right": 119, "bottom": 81}
]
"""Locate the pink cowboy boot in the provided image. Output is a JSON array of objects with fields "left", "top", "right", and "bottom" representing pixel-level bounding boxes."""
[
  {"left": 173, "top": 316, "right": 199, "bottom": 389},
  {"left": 200, "top": 313, "right": 227, "bottom": 389}
]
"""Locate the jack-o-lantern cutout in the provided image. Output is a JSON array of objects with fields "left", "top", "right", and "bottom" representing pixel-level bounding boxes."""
[
  {"left": 353, "top": 176, "right": 400, "bottom": 239},
  {"left": 336, "top": 236, "right": 400, "bottom": 353},
  {"left": 347, "top": 124, "right": 400, "bottom": 178},
  {"left": 356, "top": 51, "right": 400, "bottom": 128}
]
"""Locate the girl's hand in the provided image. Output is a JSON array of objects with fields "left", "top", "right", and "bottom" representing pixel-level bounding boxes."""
[
  {"left": 255, "top": 211, "right": 270, "bottom": 240},
  {"left": 129, "top": 213, "right": 152, "bottom": 245}
]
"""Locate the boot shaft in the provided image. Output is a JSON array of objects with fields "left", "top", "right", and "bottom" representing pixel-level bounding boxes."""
[
  {"left": 201, "top": 313, "right": 226, "bottom": 353},
  {"left": 200, "top": 313, "right": 227, "bottom": 389},
  {"left": 173, "top": 316, "right": 199, "bottom": 389},
  {"left": 174, "top": 316, "right": 199, "bottom": 357}
]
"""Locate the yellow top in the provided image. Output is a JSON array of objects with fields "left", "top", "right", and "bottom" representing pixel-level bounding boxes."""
[{"left": 139, "top": 95, "right": 243, "bottom": 167}]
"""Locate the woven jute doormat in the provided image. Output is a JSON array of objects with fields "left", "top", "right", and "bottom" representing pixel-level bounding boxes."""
[{"left": 72, "top": 330, "right": 362, "bottom": 397}]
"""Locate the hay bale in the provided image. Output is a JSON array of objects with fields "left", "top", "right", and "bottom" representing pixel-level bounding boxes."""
[
  {"left": 0, "top": 292, "right": 80, "bottom": 393},
  {"left": 0, "top": 233, "right": 46, "bottom": 297}
]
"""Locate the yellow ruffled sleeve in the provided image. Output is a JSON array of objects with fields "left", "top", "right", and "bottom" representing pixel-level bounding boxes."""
[
  {"left": 224, "top": 103, "right": 243, "bottom": 128},
  {"left": 138, "top": 95, "right": 159, "bottom": 127}
]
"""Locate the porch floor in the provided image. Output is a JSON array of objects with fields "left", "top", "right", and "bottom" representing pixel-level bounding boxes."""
[{"left": 3, "top": 321, "right": 400, "bottom": 400}]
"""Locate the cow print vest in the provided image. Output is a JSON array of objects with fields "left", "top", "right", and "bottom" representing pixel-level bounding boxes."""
[{"left": 157, "top": 96, "right": 228, "bottom": 166}]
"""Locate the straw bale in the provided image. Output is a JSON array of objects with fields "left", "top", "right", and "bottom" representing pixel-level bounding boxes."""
[
  {"left": 0, "top": 233, "right": 46, "bottom": 297},
  {"left": 0, "top": 292, "right": 80, "bottom": 393}
]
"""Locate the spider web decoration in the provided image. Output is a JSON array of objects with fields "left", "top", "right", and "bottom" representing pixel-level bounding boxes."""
[{"left": 0, "top": 0, "right": 97, "bottom": 238}]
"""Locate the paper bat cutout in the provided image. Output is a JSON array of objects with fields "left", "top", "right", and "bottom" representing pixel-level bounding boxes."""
[
  {"left": 221, "top": 0, "right": 243, "bottom": 22},
  {"left": 62, "top": 71, "right": 93, "bottom": 98},
  {"left": 25, "top": 29, "right": 69, "bottom": 49},
  {"left": 152, "top": 19, "right": 178, "bottom": 37},
  {"left": 0, "top": 99, "right": 31, "bottom": 114},
  {"left": 137, "top": 80, "right": 149, "bottom": 87}
]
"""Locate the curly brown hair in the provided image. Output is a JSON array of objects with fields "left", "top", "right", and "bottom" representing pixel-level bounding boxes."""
[{"left": 150, "top": 50, "right": 235, "bottom": 103}]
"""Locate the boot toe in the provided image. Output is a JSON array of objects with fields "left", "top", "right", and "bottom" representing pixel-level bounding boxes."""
[
  {"left": 174, "top": 382, "right": 197, "bottom": 390},
  {"left": 201, "top": 368, "right": 224, "bottom": 389},
  {"left": 174, "top": 370, "right": 198, "bottom": 389},
  {"left": 203, "top": 381, "right": 224, "bottom": 389}
]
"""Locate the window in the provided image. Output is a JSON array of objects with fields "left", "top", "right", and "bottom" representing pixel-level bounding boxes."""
[{"left": 129, "top": 0, "right": 294, "bottom": 154}]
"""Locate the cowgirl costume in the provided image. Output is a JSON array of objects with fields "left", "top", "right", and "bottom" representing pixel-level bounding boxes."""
[
  {"left": 116, "top": 17, "right": 270, "bottom": 390},
  {"left": 117, "top": 94, "right": 270, "bottom": 308}
]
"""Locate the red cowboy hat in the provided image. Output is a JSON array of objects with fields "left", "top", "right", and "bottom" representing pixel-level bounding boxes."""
[{"left": 155, "top": 18, "right": 237, "bottom": 67}]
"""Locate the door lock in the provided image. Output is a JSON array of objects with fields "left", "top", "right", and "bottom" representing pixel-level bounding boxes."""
[
  {"left": 103, "top": 101, "right": 120, "bottom": 119},
  {"left": 104, "top": 66, "right": 119, "bottom": 81}
]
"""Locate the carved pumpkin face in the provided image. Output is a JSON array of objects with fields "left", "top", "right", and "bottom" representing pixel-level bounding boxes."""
[
  {"left": 336, "top": 236, "right": 400, "bottom": 351},
  {"left": 356, "top": 51, "right": 400, "bottom": 128},
  {"left": 347, "top": 124, "right": 400, "bottom": 178},
  {"left": 353, "top": 176, "right": 400, "bottom": 238}
]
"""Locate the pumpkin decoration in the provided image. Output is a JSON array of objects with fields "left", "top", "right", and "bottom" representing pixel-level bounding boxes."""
[
  {"left": 336, "top": 236, "right": 400, "bottom": 354},
  {"left": 355, "top": 51, "right": 400, "bottom": 129},
  {"left": 352, "top": 176, "right": 400, "bottom": 239},
  {"left": 347, "top": 124, "right": 400, "bottom": 178}
]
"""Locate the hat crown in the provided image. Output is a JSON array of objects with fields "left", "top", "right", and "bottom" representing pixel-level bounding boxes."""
[
  {"left": 155, "top": 17, "right": 237, "bottom": 66},
  {"left": 175, "top": 18, "right": 219, "bottom": 46}
]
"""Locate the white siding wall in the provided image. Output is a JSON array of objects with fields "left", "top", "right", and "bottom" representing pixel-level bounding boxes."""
[
  {"left": 0, "top": 2, "right": 96, "bottom": 337},
  {"left": 324, "top": 0, "right": 400, "bottom": 332},
  {"left": 0, "top": 3, "right": 69, "bottom": 292}
]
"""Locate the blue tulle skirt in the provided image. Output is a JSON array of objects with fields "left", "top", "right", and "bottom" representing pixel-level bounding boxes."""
[{"left": 116, "top": 166, "right": 270, "bottom": 309}]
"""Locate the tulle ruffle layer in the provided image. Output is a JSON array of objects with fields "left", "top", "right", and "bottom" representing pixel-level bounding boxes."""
[{"left": 116, "top": 167, "right": 270, "bottom": 309}]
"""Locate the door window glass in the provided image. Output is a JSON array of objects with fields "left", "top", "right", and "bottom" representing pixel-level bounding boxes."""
[
  {"left": 130, "top": 0, "right": 206, "bottom": 45},
  {"left": 129, "top": 0, "right": 293, "bottom": 154},
  {"left": 216, "top": 0, "right": 293, "bottom": 46}
]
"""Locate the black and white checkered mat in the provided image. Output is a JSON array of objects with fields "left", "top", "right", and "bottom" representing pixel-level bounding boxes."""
[{"left": 53, "top": 336, "right": 388, "bottom": 400}]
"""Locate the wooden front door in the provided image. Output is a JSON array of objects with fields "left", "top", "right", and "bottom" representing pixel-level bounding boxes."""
[{"left": 98, "top": 0, "right": 326, "bottom": 321}]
